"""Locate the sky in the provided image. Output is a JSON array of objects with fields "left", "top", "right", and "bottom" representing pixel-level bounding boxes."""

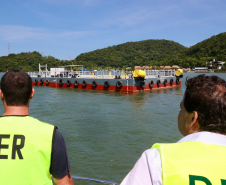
[{"left": 0, "top": 0, "right": 225, "bottom": 60}]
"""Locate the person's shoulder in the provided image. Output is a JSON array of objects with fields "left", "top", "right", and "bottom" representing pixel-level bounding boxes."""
[
  {"left": 28, "top": 116, "right": 53, "bottom": 124},
  {"left": 54, "top": 128, "right": 64, "bottom": 139},
  {"left": 140, "top": 147, "right": 161, "bottom": 160},
  {"left": 27, "top": 116, "right": 55, "bottom": 129}
]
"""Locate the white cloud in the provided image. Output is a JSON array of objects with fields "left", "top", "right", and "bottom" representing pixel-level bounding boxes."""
[
  {"left": 96, "top": 0, "right": 226, "bottom": 32},
  {"left": 0, "top": 25, "right": 97, "bottom": 42},
  {"left": 0, "top": 26, "right": 45, "bottom": 41},
  {"left": 117, "top": 10, "right": 156, "bottom": 27},
  {"left": 99, "top": 4, "right": 180, "bottom": 29}
]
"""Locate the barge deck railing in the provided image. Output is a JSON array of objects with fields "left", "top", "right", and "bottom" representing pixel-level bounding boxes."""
[
  {"left": 71, "top": 175, "right": 120, "bottom": 185},
  {"left": 28, "top": 69, "right": 176, "bottom": 79}
]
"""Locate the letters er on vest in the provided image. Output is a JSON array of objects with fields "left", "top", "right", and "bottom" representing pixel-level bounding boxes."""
[{"left": 0, "top": 134, "right": 25, "bottom": 159}]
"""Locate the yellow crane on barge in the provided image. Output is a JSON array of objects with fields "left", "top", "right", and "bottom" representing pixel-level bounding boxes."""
[{"left": 68, "top": 55, "right": 74, "bottom": 65}]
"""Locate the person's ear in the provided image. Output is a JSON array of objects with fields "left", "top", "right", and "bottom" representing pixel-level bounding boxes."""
[
  {"left": 0, "top": 90, "right": 4, "bottom": 101},
  {"left": 190, "top": 111, "right": 200, "bottom": 131},
  {"left": 30, "top": 88, "right": 35, "bottom": 99}
]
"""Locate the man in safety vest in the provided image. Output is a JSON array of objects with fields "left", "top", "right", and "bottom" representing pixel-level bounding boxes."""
[
  {"left": 121, "top": 74, "right": 226, "bottom": 185},
  {"left": 0, "top": 70, "right": 74, "bottom": 185}
]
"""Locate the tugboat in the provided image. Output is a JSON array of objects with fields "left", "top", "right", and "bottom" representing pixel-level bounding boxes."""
[{"left": 28, "top": 64, "right": 183, "bottom": 93}]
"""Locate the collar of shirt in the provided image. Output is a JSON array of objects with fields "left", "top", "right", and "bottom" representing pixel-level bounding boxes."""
[{"left": 177, "top": 131, "right": 226, "bottom": 146}]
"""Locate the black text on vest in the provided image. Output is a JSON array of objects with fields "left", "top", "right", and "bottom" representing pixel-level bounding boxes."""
[
  {"left": 189, "top": 175, "right": 226, "bottom": 185},
  {"left": 0, "top": 135, "right": 25, "bottom": 159}
]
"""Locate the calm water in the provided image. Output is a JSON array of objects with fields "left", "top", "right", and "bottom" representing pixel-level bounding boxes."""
[{"left": 1, "top": 72, "right": 226, "bottom": 184}]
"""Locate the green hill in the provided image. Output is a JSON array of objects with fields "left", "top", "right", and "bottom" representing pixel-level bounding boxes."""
[
  {"left": 0, "top": 32, "right": 226, "bottom": 71},
  {"left": 163, "top": 32, "right": 226, "bottom": 68},
  {"left": 0, "top": 51, "right": 71, "bottom": 72},
  {"left": 75, "top": 39, "right": 187, "bottom": 69}
]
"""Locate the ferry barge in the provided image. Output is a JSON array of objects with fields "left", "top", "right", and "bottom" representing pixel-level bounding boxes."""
[{"left": 28, "top": 64, "right": 183, "bottom": 93}]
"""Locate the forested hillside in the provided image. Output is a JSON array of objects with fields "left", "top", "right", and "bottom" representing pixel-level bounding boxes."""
[
  {"left": 161, "top": 32, "right": 226, "bottom": 68},
  {"left": 0, "top": 32, "right": 226, "bottom": 71},
  {"left": 0, "top": 51, "right": 71, "bottom": 72},
  {"left": 75, "top": 39, "right": 187, "bottom": 69}
]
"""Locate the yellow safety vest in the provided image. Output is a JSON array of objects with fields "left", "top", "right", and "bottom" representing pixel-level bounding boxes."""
[
  {"left": 0, "top": 116, "right": 55, "bottom": 185},
  {"left": 152, "top": 141, "right": 226, "bottom": 185}
]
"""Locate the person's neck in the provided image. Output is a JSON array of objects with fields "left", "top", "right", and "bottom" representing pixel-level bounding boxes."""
[{"left": 2, "top": 106, "right": 29, "bottom": 116}]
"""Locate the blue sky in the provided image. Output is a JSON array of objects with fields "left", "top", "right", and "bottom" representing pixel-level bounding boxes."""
[{"left": 0, "top": 0, "right": 225, "bottom": 60}]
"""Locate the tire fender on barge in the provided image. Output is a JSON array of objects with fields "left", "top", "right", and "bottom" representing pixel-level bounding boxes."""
[
  {"left": 149, "top": 80, "right": 154, "bottom": 88},
  {"left": 67, "top": 80, "right": 71, "bottom": 86},
  {"left": 46, "top": 79, "right": 49, "bottom": 85},
  {"left": 59, "top": 79, "right": 63, "bottom": 86},
  {"left": 104, "top": 81, "right": 110, "bottom": 88},
  {"left": 35, "top": 79, "right": 38, "bottom": 85},
  {"left": 74, "top": 80, "right": 79, "bottom": 87},
  {"left": 40, "top": 79, "right": 44, "bottom": 85},
  {"left": 82, "top": 80, "right": 87, "bottom": 87},
  {"left": 156, "top": 79, "right": 161, "bottom": 87},
  {"left": 140, "top": 81, "right": 145, "bottom": 88},
  {"left": 116, "top": 81, "right": 123, "bottom": 88},
  {"left": 164, "top": 79, "right": 167, "bottom": 86},
  {"left": 170, "top": 78, "right": 174, "bottom": 85},
  {"left": 92, "top": 80, "right": 97, "bottom": 87}
]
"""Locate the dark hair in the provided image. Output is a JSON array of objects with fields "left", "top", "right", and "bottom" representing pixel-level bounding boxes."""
[
  {"left": 1, "top": 70, "right": 32, "bottom": 106},
  {"left": 184, "top": 74, "right": 226, "bottom": 134}
]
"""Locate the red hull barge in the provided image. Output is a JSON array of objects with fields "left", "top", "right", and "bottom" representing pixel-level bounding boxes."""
[
  {"left": 31, "top": 77, "right": 181, "bottom": 94},
  {"left": 29, "top": 65, "right": 182, "bottom": 93}
]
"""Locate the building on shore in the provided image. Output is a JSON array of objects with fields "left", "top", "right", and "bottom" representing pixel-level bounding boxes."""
[{"left": 206, "top": 59, "right": 225, "bottom": 70}]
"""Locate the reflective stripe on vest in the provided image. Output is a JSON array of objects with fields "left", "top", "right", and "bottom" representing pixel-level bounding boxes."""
[
  {"left": 0, "top": 116, "right": 54, "bottom": 185},
  {"left": 152, "top": 141, "right": 226, "bottom": 185}
]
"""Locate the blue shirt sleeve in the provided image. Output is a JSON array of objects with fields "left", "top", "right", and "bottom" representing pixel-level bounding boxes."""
[{"left": 50, "top": 128, "right": 71, "bottom": 178}]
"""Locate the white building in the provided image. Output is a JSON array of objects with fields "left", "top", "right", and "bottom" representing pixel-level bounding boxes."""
[{"left": 207, "top": 59, "right": 225, "bottom": 69}]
